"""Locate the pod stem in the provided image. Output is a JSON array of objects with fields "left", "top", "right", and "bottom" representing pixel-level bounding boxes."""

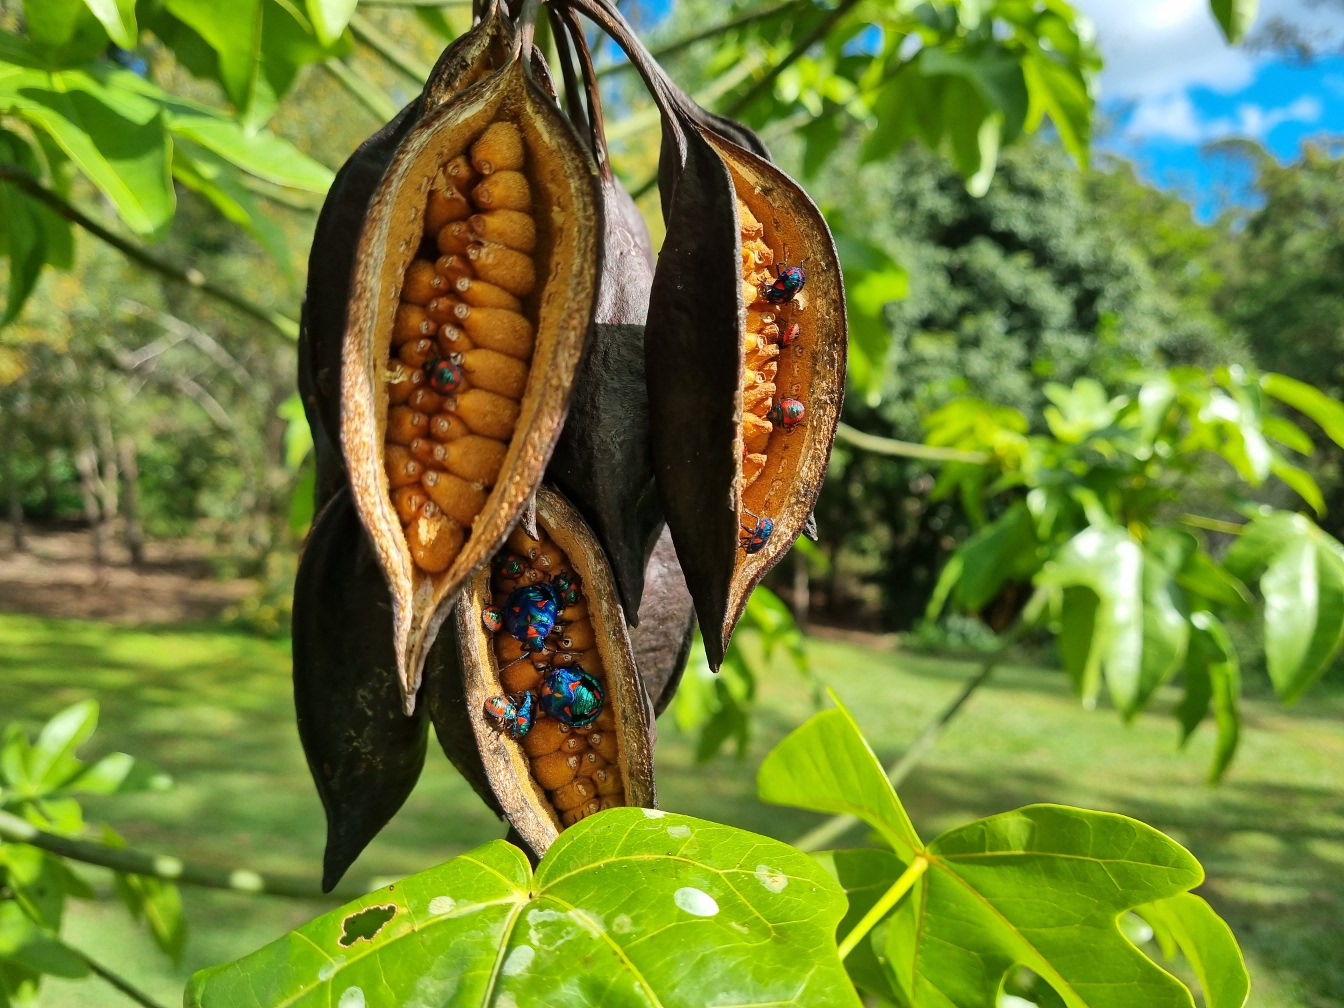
[
  {"left": 554, "top": 3, "right": 612, "bottom": 176},
  {"left": 547, "top": 3, "right": 591, "bottom": 142}
]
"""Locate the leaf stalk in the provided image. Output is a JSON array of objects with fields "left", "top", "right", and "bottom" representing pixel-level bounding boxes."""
[{"left": 836, "top": 854, "right": 929, "bottom": 960}]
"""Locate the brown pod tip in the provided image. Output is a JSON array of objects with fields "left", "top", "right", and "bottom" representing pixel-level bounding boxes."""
[
  {"left": 340, "top": 57, "right": 600, "bottom": 709},
  {"left": 458, "top": 487, "right": 656, "bottom": 859}
]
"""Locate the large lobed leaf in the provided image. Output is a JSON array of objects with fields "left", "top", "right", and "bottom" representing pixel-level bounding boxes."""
[
  {"left": 187, "top": 809, "right": 860, "bottom": 1008},
  {"left": 762, "top": 701, "right": 1248, "bottom": 1008}
]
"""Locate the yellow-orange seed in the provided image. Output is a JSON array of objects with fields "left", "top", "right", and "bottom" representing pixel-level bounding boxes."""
[
  {"left": 466, "top": 242, "right": 536, "bottom": 296},
  {"left": 444, "top": 435, "right": 506, "bottom": 486},
  {"left": 437, "top": 221, "right": 476, "bottom": 256},
  {"left": 386, "top": 363, "right": 424, "bottom": 405},
  {"left": 452, "top": 388, "right": 520, "bottom": 440},
  {"left": 743, "top": 413, "right": 771, "bottom": 454},
  {"left": 435, "top": 254, "right": 475, "bottom": 283},
  {"left": 461, "top": 349, "right": 528, "bottom": 399},
  {"left": 391, "top": 485, "right": 430, "bottom": 525},
  {"left": 521, "top": 718, "right": 569, "bottom": 757},
  {"left": 407, "top": 387, "right": 445, "bottom": 414},
  {"left": 421, "top": 469, "right": 488, "bottom": 526},
  {"left": 501, "top": 662, "right": 542, "bottom": 694},
  {"left": 551, "top": 778, "right": 596, "bottom": 811},
  {"left": 409, "top": 437, "right": 450, "bottom": 469},
  {"left": 532, "top": 751, "right": 579, "bottom": 789},
  {"left": 386, "top": 406, "right": 429, "bottom": 446},
  {"left": 453, "top": 276, "right": 522, "bottom": 312},
  {"left": 469, "top": 210, "right": 536, "bottom": 253},
  {"left": 472, "top": 170, "right": 530, "bottom": 211},
  {"left": 393, "top": 304, "right": 437, "bottom": 345},
  {"left": 470, "top": 121, "right": 525, "bottom": 175},
  {"left": 437, "top": 324, "right": 476, "bottom": 355},
  {"left": 454, "top": 305, "right": 533, "bottom": 359},
  {"left": 405, "top": 510, "right": 463, "bottom": 573},
  {"left": 593, "top": 766, "right": 622, "bottom": 796},
  {"left": 402, "top": 260, "right": 447, "bottom": 304},
  {"left": 588, "top": 731, "right": 618, "bottom": 762},
  {"left": 384, "top": 444, "right": 423, "bottom": 489},
  {"left": 554, "top": 620, "right": 595, "bottom": 653},
  {"left": 425, "top": 187, "right": 471, "bottom": 233},
  {"left": 444, "top": 154, "right": 478, "bottom": 191},
  {"left": 398, "top": 337, "right": 437, "bottom": 369},
  {"left": 429, "top": 411, "right": 470, "bottom": 442}
]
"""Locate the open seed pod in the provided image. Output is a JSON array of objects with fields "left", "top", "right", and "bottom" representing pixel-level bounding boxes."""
[
  {"left": 341, "top": 29, "right": 601, "bottom": 713},
  {"left": 456, "top": 485, "right": 655, "bottom": 858},
  {"left": 571, "top": 0, "right": 846, "bottom": 670},
  {"left": 545, "top": 4, "right": 662, "bottom": 620}
]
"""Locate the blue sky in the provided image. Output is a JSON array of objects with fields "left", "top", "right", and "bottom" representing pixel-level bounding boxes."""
[
  {"left": 1077, "top": 0, "right": 1344, "bottom": 218},
  {"left": 630, "top": 0, "right": 1342, "bottom": 217}
]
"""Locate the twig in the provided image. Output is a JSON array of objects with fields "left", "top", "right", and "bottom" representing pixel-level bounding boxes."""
[
  {"left": 351, "top": 12, "right": 433, "bottom": 82},
  {"left": 322, "top": 58, "right": 401, "bottom": 122},
  {"left": 120, "top": 301, "right": 259, "bottom": 396},
  {"left": 836, "top": 423, "right": 991, "bottom": 464},
  {"left": 726, "top": 0, "right": 861, "bottom": 116},
  {"left": 793, "top": 626, "right": 1024, "bottom": 853},
  {"left": 595, "top": 1, "right": 806, "bottom": 77},
  {"left": 0, "top": 809, "right": 370, "bottom": 900},
  {"left": 73, "top": 948, "right": 170, "bottom": 1008},
  {"left": 1179, "top": 513, "right": 1245, "bottom": 536},
  {"left": 0, "top": 167, "right": 298, "bottom": 340}
]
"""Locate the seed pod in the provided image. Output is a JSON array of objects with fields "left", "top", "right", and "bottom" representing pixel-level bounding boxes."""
[
  {"left": 341, "top": 47, "right": 601, "bottom": 709},
  {"left": 459, "top": 486, "right": 655, "bottom": 858}
]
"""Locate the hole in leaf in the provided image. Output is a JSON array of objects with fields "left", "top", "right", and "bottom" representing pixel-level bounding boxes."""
[{"left": 338, "top": 904, "right": 397, "bottom": 947}]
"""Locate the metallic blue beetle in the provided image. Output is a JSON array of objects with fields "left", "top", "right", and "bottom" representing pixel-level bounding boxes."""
[
  {"left": 502, "top": 583, "right": 561, "bottom": 652},
  {"left": 483, "top": 691, "right": 535, "bottom": 740},
  {"left": 762, "top": 262, "right": 806, "bottom": 305},
  {"left": 539, "top": 666, "right": 604, "bottom": 727},
  {"left": 740, "top": 512, "right": 775, "bottom": 554}
]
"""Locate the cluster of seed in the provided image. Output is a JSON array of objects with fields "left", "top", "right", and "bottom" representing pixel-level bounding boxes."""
[
  {"left": 736, "top": 198, "right": 796, "bottom": 490},
  {"left": 492, "top": 527, "right": 625, "bottom": 827},
  {"left": 384, "top": 121, "right": 539, "bottom": 573}
]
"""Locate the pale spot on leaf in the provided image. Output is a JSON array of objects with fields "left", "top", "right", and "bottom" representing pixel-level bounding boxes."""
[
  {"left": 755, "top": 865, "right": 788, "bottom": 892},
  {"left": 642, "top": 808, "right": 665, "bottom": 819},
  {"left": 612, "top": 914, "right": 633, "bottom": 934},
  {"left": 338, "top": 987, "right": 365, "bottom": 1008},
  {"left": 427, "top": 896, "right": 456, "bottom": 916},
  {"left": 502, "top": 945, "right": 534, "bottom": 976},
  {"left": 667, "top": 825, "right": 692, "bottom": 839},
  {"left": 674, "top": 887, "right": 719, "bottom": 917},
  {"left": 318, "top": 956, "right": 345, "bottom": 982}
]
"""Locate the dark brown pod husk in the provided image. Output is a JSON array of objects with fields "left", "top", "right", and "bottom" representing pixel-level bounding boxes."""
[
  {"left": 341, "top": 44, "right": 601, "bottom": 711},
  {"left": 456, "top": 485, "right": 656, "bottom": 858},
  {"left": 631, "top": 525, "right": 696, "bottom": 716},
  {"left": 572, "top": 0, "right": 845, "bottom": 669},
  {"left": 293, "top": 488, "right": 429, "bottom": 892},
  {"left": 545, "top": 5, "right": 662, "bottom": 621}
]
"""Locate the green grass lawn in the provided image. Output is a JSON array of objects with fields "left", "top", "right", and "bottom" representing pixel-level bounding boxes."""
[{"left": 1, "top": 612, "right": 1341, "bottom": 1007}]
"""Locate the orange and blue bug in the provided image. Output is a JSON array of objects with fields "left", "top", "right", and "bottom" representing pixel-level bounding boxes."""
[
  {"left": 425, "top": 357, "right": 464, "bottom": 394},
  {"left": 483, "top": 691, "right": 535, "bottom": 739},
  {"left": 539, "top": 666, "right": 604, "bottom": 727},
  {"left": 762, "top": 261, "right": 806, "bottom": 305},
  {"left": 552, "top": 571, "right": 582, "bottom": 607},
  {"left": 740, "top": 510, "right": 775, "bottom": 553},
  {"left": 768, "top": 398, "right": 805, "bottom": 430},
  {"left": 777, "top": 322, "right": 801, "bottom": 348},
  {"left": 502, "top": 583, "right": 561, "bottom": 651},
  {"left": 481, "top": 605, "right": 503, "bottom": 633},
  {"left": 495, "top": 552, "right": 529, "bottom": 581}
]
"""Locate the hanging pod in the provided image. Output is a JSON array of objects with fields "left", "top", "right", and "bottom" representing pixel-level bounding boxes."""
[
  {"left": 293, "top": 7, "right": 519, "bottom": 893},
  {"left": 341, "top": 13, "right": 602, "bottom": 713},
  {"left": 544, "top": 4, "right": 662, "bottom": 621},
  {"left": 570, "top": 0, "right": 846, "bottom": 670},
  {"left": 456, "top": 485, "right": 656, "bottom": 858}
]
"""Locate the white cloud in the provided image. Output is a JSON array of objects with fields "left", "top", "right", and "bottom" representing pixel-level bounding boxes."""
[
  {"left": 1125, "top": 91, "right": 1322, "bottom": 142},
  {"left": 1075, "top": 0, "right": 1344, "bottom": 101}
]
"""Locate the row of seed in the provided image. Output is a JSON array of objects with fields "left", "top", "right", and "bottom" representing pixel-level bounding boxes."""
[
  {"left": 737, "top": 199, "right": 786, "bottom": 490},
  {"left": 384, "top": 121, "right": 539, "bottom": 573},
  {"left": 494, "top": 529, "right": 625, "bottom": 827}
]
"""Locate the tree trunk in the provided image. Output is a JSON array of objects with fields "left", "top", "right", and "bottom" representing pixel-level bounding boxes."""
[
  {"left": 3, "top": 426, "right": 23, "bottom": 553},
  {"left": 118, "top": 437, "right": 144, "bottom": 566},
  {"left": 792, "top": 549, "right": 809, "bottom": 631},
  {"left": 74, "top": 446, "right": 106, "bottom": 567},
  {"left": 91, "top": 386, "right": 120, "bottom": 522}
]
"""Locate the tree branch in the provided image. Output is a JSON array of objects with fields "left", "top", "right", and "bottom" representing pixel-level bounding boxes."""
[
  {"left": 350, "top": 11, "right": 433, "bottom": 82},
  {"left": 726, "top": 0, "right": 862, "bottom": 116},
  {"left": 793, "top": 622, "right": 1026, "bottom": 853},
  {"left": 595, "top": 1, "right": 807, "bottom": 77},
  {"left": 0, "top": 809, "right": 370, "bottom": 901},
  {"left": 836, "top": 423, "right": 990, "bottom": 464},
  {"left": 0, "top": 166, "right": 298, "bottom": 341},
  {"left": 73, "top": 948, "right": 171, "bottom": 1008}
]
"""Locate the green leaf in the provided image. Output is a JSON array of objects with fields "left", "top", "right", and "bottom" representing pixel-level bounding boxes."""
[
  {"left": 0, "top": 903, "right": 87, "bottom": 979},
  {"left": 306, "top": 0, "right": 356, "bottom": 47},
  {"left": 81, "top": 0, "right": 137, "bottom": 48},
  {"left": 1058, "top": 585, "right": 1101, "bottom": 702},
  {"left": 187, "top": 815, "right": 860, "bottom": 1007},
  {"left": 1261, "top": 372, "right": 1344, "bottom": 450},
  {"left": 115, "top": 872, "right": 186, "bottom": 963},
  {"left": 1210, "top": 0, "right": 1259, "bottom": 44},
  {"left": 1175, "top": 550, "right": 1253, "bottom": 620},
  {"left": 815, "top": 848, "right": 903, "bottom": 1002},
  {"left": 2, "top": 71, "right": 175, "bottom": 236},
  {"left": 758, "top": 697, "right": 923, "bottom": 860},
  {"left": 1269, "top": 457, "right": 1324, "bottom": 515},
  {"left": 67, "top": 751, "right": 172, "bottom": 795},
  {"left": 0, "top": 130, "right": 50, "bottom": 323},
  {"left": 1135, "top": 554, "right": 1189, "bottom": 719},
  {"left": 173, "top": 142, "right": 293, "bottom": 277},
  {"left": 167, "top": 112, "right": 333, "bottom": 192},
  {"left": 277, "top": 393, "right": 313, "bottom": 470},
  {"left": 1261, "top": 414, "right": 1314, "bottom": 455},
  {"left": 951, "top": 501, "right": 1041, "bottom": 612},
  {"left": 882, "top": 805, "right": 1204, "bottom": 1008},
  {"left": 29, "top": 700, "right": 97, "bottom": 792},
  {"left": 1256, "top": 521, "right": 1344, "bottom": 704},
  {"left": 1022, "top": 51, "right": 1092, "bottom": 167},
  {"left": 1133, "top": 893, "right": 1249, "bottom": 1008},
  {"left": 1190, "top": 612, "right": 1241, "bottom": 782},
  {"left": 21, "top": 0, "right": 109, "bottom": 62},
  {"left": 1176, "top": 647, "right": 1212, "bottom": 747},
  {"left": 1036, "top": 525, "right": 1144, "bottom": 712},
  {"left": 833, "top": 230, "right": 907, "bottom": 404}
]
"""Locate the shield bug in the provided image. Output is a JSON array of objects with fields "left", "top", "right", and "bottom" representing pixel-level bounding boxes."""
[
  {"left": 762, "top": 261, "right": 806, "bottom": 305},
  {"left": 483, "top": 691, "right": 536, "bottom": 740},
  {"left": 424, "top": 356, "right": 465, "bottom": 395},
  {"left": 539, "top": 666, "right": 605, "bottom": 727},
  {"left": 502, "top": 582, "right": 561, "bottom": 651},
  {"left": 481, "top": 605, "right": 503, "bottom": 634},
  {"left": 777, "top": 322, "right": 800, "bottom": 348},
  {"left": 767, "top": 398, "right": 805, "bottom": 431},
  {"left": 740, "top": 511, "right": 775, "bottom": 554}
]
